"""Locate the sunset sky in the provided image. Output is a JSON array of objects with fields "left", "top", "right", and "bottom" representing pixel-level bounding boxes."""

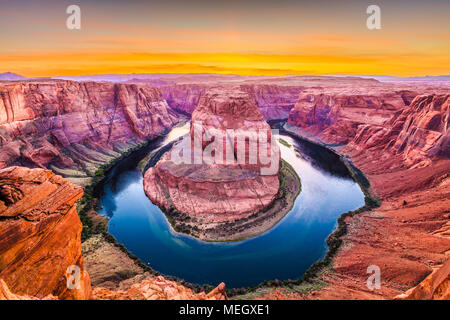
[{"left": 1, "top": 0, "right": 449, "bottom": 77}]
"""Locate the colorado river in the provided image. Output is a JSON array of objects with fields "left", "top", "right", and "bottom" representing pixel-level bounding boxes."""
[{"left": 97, "top": 122, "right": 365, "bottom": 288}]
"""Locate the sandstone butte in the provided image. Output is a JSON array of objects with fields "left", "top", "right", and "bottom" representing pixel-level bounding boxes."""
[
  {"left": 0, "top": 166, "right": 227, "bottom": 300},
  {"left": 257, "top": 93, "right": 449, "bottom": 300},
  {"left": 143, "top": 88, "right": 280, "bottom": 222}
]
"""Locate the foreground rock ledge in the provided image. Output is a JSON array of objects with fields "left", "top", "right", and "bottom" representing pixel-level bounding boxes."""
[{"left": 0, "top": 166, "right": 92, "bottom": 300}]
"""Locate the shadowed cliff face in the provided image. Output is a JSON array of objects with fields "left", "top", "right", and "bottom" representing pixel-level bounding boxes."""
[
  {"left": 0, "top": 81, "right": 179, "bottom": 185},
  {"left": 240, "top": 84, "right": 304, "bottom": 120},
  {"left": 0, "top": 166, "right": 91, "bottom": 300}
]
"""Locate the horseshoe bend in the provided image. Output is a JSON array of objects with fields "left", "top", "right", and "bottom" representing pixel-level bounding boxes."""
[
  {"left": 142, "top": 88, "right": 302, "bottom": 241},
  {"left": 0, "top": 76, "right": 449, "bottom": 301}
]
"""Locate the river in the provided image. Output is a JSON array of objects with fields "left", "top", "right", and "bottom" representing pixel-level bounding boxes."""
[{"left": 97, "top": 122, "right": 365, "bottom": 288}]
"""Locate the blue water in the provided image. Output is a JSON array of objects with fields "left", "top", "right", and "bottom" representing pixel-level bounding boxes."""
[{"left": 98, "top": 124, "right": 365, "bottom": 288}]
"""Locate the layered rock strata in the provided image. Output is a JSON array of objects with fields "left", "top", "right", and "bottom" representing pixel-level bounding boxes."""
[
  {"left": 0, "top": 166, "right": 92, "bottom": 300},
  {"left": 0, "top": 80, "right": 179, "bottom": 185},
  {"left": 93, "top": 276, "right": 227, "bottom": 300}
]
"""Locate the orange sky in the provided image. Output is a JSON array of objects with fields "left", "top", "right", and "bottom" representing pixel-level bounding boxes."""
[{"left": 1, "top": 0, "right": 449, "bottom": 77}]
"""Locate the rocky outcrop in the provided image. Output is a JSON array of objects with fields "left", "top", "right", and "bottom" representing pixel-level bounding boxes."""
[
  {"left": 0, "top": 280, "right": 57, "bottom": 300},
  {"left": 0, "top": 166, "right": 92, "bottom": 300},
  {"left": 0, "top": 166, "right": 226, "bottom": 301},
  {"left": 0, "top": 80, "right": 179, "bottom": 185},
  {"left": 396, "top": 259, "right": 450, "bottom": 300},
  {"left": 93, "top": 276, "right": 227, "bottom": 300},
  {"left": 144, "top": 88, "right": 280, "bottom": 225}
]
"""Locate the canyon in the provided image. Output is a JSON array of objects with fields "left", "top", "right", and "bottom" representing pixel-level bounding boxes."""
[{"left": 0, "top": 74, "right": 449, "bottom": 300}]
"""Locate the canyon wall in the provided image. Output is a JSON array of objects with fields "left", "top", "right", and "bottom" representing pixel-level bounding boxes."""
[
  {"left": 240, "top": 84, "right": 304, "bottom": 120},
  {"left": 350, "top": 94, "right": 449, "bottom": 168},
  {"left": 159, "top": 84, "right": 208, "bottom": 114},
  {"left": 0, "top": 80, "right": 179, "bottom": 185},
  {"left": 287, "top": 89, "right": 414, "bottom": 144}
]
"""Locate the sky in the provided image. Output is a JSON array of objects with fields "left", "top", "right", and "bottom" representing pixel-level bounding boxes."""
[{"left": 0, "top": 0, "right": 449, "bottom": 77}]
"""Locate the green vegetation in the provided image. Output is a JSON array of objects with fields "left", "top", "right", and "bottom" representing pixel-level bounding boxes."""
[{"left": 278, "top": 138, "right": 292, "bottom": 148}]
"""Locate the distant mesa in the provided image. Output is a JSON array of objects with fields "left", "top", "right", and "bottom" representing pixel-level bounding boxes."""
[{"left": 0, "top": 72, "right": 26, "bottom": 81}]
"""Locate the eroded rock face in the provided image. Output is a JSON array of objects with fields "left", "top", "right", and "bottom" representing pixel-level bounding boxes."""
[
  {"left": 279, "top": 91, "right": 450, "bottom": 300},
  {"left": 160, "top": 84, "right": 209, "bottom": 114},
  {"left": 0, "top": 80, "right": 179, "bottom": 185},
  {"left": 287, "top": 90, "right": 408, "bottom": 144},
  {"left": 144, "top": 88, "right": 280, "bottom": 222},
  {"left": 0, "top": 280, "right": 57, "bottom": 300},
  {"left": 351, "top": 94, "right": 449, "bottom": 168},
  {"left": 0, "top": 166, "right": 92, "bottom": 300},
  {"left": 159, "top": 83, "right": 304, "bottom": 120}
]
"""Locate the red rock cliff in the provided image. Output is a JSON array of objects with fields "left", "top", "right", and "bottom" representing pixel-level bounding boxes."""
[
  {"left": 280, "top": 91, "right": 450, "bottom": 300},
  {"left": 0, "top": 80, "right": 179, "bottom": 185},
  {"left": 159, "top": 83, "right": 304, "bottom": 120},
  {"left": 0, "top": 166, "right": 91, "bottom": 300},
  {"left": 351, "top": 94, "right": 449, "bottom": 168},
  {"left": 240, "top": 84, "right": 304, "bottom": 120},
  {"left": 287, "top": 89, "right": 409, "bottom": 144}
]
